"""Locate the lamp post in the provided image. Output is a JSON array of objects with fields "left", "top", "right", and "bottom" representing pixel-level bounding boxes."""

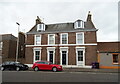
[{"left": 16, "top": 22, "right": 20, "bottom": 62}]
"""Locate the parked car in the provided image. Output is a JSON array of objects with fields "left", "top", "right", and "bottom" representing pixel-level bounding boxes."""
[
  {"left": 32, "top": 61, "right": 63, "bottom": 72},
  {"left": 0, "top": 61, "right": 29, "bottom": 71}
]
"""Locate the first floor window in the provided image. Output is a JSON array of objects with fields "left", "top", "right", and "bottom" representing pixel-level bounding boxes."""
[
  {"left": 35, "top": 51, "right": 40, "bottom": 61},
  {"left": 113, "top": 54, "right": 119, "bottom": 64},
  {"left": 35, "top": 35, "right": 41, "bottom": 45},
  {"left": 48, "top": 34, "right": 55, "bottom": 45},
  {"left": 61, "top": 33, "right": 68, "bottom": 44},
  {"left": 76, "top": 33, "right": 84, "bottom": 44}
]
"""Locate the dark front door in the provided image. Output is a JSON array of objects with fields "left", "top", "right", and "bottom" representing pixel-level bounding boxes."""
[
  {"left": 62, "top": 51, "right": 66, "bottom": 65},
  {"left": 49, "top": 51, "right": 53, "bottom": 63}
]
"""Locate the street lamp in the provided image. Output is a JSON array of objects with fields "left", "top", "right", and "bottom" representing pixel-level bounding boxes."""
[{"left": 16, "top": 22, "right": 20, "bottom": 62}]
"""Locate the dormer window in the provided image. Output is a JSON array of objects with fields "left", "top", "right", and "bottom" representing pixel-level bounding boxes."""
[
  {"left": 37, "top": 23, "right": 45, "bottom": 31},
  {"left": 74, "top": 20, "right": 84, "bottom": 29}
]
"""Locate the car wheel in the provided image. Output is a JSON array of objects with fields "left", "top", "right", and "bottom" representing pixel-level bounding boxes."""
[
  {"left": 16, "top": 67, "right": 20, "bottom": 71},
  {"left": 52, "top": 67, "right": 57, "bottom": 72},
  {"left": 34, "top": 67, "right": 39, "bottom": 71},
  {"left": 0, "top": 67, "right": 4, "bottom": 71}
]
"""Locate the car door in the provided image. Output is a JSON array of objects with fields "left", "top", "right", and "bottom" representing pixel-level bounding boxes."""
[
  {"left": 4, "top": 62, "right": 10, "bottom": 70},
  {"left": 43, "top": 62, "right": 52, "bottom": 70},
  {"left": 9, "top": 62, "right": 15, "bottom": 70},
  {"left": 36, "top": 62, "right": 45, "bottom": 70}
]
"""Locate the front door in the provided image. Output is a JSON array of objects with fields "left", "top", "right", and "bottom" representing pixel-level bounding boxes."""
[
  {"left": 77, "top": 51, "right": 84, "bottom": 66},
  {"left": 49, "top": 51, "right": 53, "bottom": 64},
  {"left": 62, "top": 51, "right": 67, "bottom": 65}
]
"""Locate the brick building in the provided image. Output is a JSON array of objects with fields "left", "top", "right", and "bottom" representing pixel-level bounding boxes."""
[
  {"left": 0, "top": 34, "right": 17, "bottom": 61},
  {"left": 25, "top": 12, "right": 98, "bottom": 68},
  {"left": 0, "top": 32, "right": 26, "bottom": 63},
  {"left": 97, "top": 42, "right": 120, "bottom": 69}
]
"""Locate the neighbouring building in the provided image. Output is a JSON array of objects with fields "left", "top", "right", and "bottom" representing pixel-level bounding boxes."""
[
  {"left": 0, "top": 34, "right": 17, "bottom": 62},
  {"left": 0, "top": 32, "right": 26, "bottom": 63},
  {"left": 25, "top": 11, "right": 98, "bottom": 68},
  {"left": 17, "top": 32, "right": 26, "bottom": 63},
  {"left": 97, "top": 42, "right": 120, "bottom": 69}
]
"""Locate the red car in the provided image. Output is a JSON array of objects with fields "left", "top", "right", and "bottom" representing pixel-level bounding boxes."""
[{"left": 32, "top": 61, "right": 63, "bottom": 72}]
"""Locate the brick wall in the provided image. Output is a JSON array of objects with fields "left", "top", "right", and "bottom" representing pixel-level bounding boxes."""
[
  {"left": 85, "top": 45, "right": 97, "bottom": 65},
  {"left": 25, "top": 47, "right": 34, "bottom": 64},
  {"left": 85, "top": 31, "right": 97, "bottom": 43}
]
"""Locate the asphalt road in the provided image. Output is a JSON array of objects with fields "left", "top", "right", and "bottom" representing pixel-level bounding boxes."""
[{"left": 2, "top": 71, "right": 118, "bottom": 82}]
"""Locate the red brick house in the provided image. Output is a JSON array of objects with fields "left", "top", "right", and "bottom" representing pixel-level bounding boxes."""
[{"left": 25, "top": 12, "right": 98, "bottom": 68}]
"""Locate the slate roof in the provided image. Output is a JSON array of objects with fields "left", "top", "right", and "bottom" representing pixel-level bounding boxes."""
[
  {"left": 97, "top": 42, "right": 120, "bottom": 53},
  {"left": 27, "top": 21, "right": 97, "bottom": 34}
]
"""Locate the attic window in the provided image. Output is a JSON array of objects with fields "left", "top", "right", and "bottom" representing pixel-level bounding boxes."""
[
  {"left": 37, "top": 23, "right": 45, "bottom": 31},
  {"left": 74, "top": 20, "right": 84, "bottom": 29}
]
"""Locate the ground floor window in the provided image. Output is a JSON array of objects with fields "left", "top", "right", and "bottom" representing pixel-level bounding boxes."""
[
  {"left": 76, "top": 47, "right": 85, "bottom": 66},
  {"left": 33, "top": 47, "right": 42, "bottom": 63},
  {"left": 35, "top": 51, "right": 40, "bottom": 61},
  {"left": 113, "top": 54, "right": 119, "bottom": 64}
]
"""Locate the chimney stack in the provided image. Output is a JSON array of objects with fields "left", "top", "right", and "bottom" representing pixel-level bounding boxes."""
[
  {"left": 87, "top": 11, "right": 92, "bottom": 21},
  {"left": 36, "top": 16, "right": 42, "bottom": 24}
]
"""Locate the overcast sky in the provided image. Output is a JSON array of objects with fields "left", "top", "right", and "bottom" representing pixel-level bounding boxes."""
[{"left": 0, "top": 0, "right": 119, "bottom": 42}]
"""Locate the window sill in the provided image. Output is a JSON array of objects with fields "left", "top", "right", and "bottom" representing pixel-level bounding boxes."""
[{"left": 113, "top": 63, "right": 119, "bottom": 65}]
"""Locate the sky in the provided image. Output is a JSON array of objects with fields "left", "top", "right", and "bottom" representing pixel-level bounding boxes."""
[{"left": 0, "top": 0, "right": 119, "bottom": 42}]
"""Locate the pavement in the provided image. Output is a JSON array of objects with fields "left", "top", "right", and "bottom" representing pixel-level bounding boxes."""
[{"left": 28, "top": 67, "right": 119, "bottom": 73}]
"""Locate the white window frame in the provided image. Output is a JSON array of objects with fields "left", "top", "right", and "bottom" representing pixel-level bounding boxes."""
[
  {"left": 74, "top": 20, "right": 84, "bottom": 29},
  {"left": 34, "top": 35, "right": 41, "bottom": 45},
  {"left": 76, "top": 47, "right": 85, "bottom": 66},
  {"left": 37, "top": 23, "right": 45, "bottom": 31},
  {"left": 47, "top": 47, "right": 56, "bottom": 64},
  {"left": 48, "top": 34, "right": 55, "bottom": 45},
  {"left": 76, "top": 32, "right": 84, "bottom": 44},
  {"left": 33, "top": 47, "right": 42, "bottom": 63},
  {"left": 60, "top": 33, "right": 68, "bottom": 44},
  {"left": 60, "top": 47, "right": 68, "bottom": 65}
]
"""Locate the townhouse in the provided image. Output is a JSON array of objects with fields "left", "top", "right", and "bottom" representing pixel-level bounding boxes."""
[{"left": 25, "top": 12, "right": 98, "bottom": 68}]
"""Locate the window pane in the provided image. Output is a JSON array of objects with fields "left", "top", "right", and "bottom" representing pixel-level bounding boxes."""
[
  {"left": 35, "top": 51, "right": 40, "bottom": 60},
  {"left": 113, "top": 54, "right": 118, "bottom": 63},
  {"left": 78, "top": 21, "right": 81, "bottom": 27},
  {"left": 77, "top": 33, "right": 83, "bottom": 44},
  {"left": 49, "top": 35, "right": 54, "bottom": 44},
  {"left": 62, "top": 34, "right": 67, "bottom": 44},
  {"left": 36, "top": 35, "right": 41, "bottom": 45}
]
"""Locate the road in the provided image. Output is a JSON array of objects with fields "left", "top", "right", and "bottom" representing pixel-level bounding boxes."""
[{"left": 2, "top": 71, "right": 118, "bottom": 82}]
